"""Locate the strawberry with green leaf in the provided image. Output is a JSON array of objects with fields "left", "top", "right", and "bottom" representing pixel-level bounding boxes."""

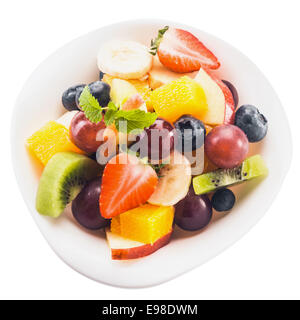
[{"left": 150, "top": 26, "right": 220, "bottom": 73}]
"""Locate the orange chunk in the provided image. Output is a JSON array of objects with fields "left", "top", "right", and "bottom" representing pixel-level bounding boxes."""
[
  {"left": 148, "top": 76, "right": 207, "bottom": 123},
  {"left": 110, "top": 215, "right": 121, "bottom": 234},
  {"left": 111, "top": 204, "right": 174, "bottom": 244},
  {"left": 27, "top": 121, "right": 84, "bottom": 166}
]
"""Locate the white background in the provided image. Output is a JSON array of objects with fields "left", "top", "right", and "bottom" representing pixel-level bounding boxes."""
[{"left": 1, "top": 0, "right": 299, "bottom": 299}]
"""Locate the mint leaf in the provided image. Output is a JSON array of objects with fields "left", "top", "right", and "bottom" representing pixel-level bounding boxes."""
[
  {"left": 104, "top": 101, "right": 118, "bottom": 126},
  {"left": 107, "top": 101, "right": 118, "bottom": 111},
  {"left": 104, "top": 109, "right": 117, "bottom": 126},
  {"left": 79, "top": 85, "right": 103, "bottom": 123},
  {"left": 114, "top": 110, "right": 157, "bottom": 133},
  {"left": 79, "top": 85, "right": 101, "bottom": 110},
  {"left": 83, "top": 106, "right": 103, "bottom": 123},
  {"left": 102, "top": 100, "right": 157, "bottom": 133},
  {"left": 115, "top": 118, "right": 145, "bottom": 134}
]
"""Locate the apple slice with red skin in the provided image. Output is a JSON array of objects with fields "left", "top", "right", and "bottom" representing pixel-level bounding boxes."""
[
  {"left": 203, "top": 68, "right": 235, "bottom": 124},
  {"left": 194, "top": 68, "right": 235, "bottom": 125},
  {"left": 204, "top": 69, "right": 235, "bottom": 124},
  {"left": 106, "top": 229, "right": 172, "bottom": 260}
]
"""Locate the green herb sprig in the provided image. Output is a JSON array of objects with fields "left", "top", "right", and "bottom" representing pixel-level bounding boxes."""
[{"left": 79, "top": 85, "right": 157, "bottom": 133}]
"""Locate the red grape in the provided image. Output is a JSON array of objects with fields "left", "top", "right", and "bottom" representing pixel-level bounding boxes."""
[
  {"left": 133, "top": 118, "right": 176, "bottom": 161},
  {"left": 205, "top": 124, "right": 249, "bottom": 168},
  {"left": 175, "top": 190, "right": 212, "bottom": 231},
  {"left": 72, "top": 177, "right": 110, "bottom": 230},
  {"left": 70, "top": 111, "right": 106, "bottom": 153}
]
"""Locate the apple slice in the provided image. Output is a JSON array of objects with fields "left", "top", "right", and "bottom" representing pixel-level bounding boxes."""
[
  {"left": 110, "top": 78, "right": 138, "bottom": 106},
  {"left": 106, "top": 229, "right": 172, "bottom": 260},
  {"left": 204, "top": 69, "right": 235, "bottom": 124},
  {"left": 148, "top": 56, "right": 198, "bottom": 90},
  {"left": 194, "top": 68, "right": 235, "bottom": 125},
  {"left": 194, "top": 68, "right": 225, "bottom": 125}
]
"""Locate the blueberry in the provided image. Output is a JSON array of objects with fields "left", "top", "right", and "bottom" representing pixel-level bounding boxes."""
[
  {"left": 75, "top": 89, "right": 83, "bottom": 109},
  {"left": 234, "top": 105, "right": 268, "bottom": 142},
  {"left": 75, "top": 81, "right": 111, "bottom": 109},
  {"left": 62, "top": 84, "right": 85, "bottom": 111},
  {"left": 222, "top": 80, "right": 239, "bottom": 109},
  {"left": 89, "top": 81, "right": 110, "bottom": 107},
  {"left": 174, "top": 115, "right": 206, "bottom": 152},
  {"left": 212, "top": 188, "right": 235, "bottom": 212},
  {"left": 99, "top": 71, "right": 105, "bottom": 80}
]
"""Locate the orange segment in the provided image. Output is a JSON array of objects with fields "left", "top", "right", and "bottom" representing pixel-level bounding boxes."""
[
  {"left": 102, "top": 74, "right": 152, "bottom": 111},
  {"left": 148, "top": 76, "right": 207, "bottom": 123},
  {"left": 26, "top": 121, "right": 84, "bottom": 166},
  {"left": 111, "top": 204, "right": 174, "bottom": 244},
  {"left": 110, "top": 215, "right": 121, "bottom": 234}
]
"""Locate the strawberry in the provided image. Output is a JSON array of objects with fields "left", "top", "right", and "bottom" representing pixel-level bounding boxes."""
[
  {"left": 150, "top": 27, "right": 220, "bottom": 73},
  {"left": 99, "top": 153, "right": 158, "bottom": 218}
]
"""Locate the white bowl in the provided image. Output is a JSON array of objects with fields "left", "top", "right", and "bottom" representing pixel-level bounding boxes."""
[{"left": 11, "top": 19, "right": 292, "bottom": 288}]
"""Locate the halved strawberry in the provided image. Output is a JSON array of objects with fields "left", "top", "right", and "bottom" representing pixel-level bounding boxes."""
[
  {"left": 99, "top": 153, "right": 158, "bottom": 218},
  {"left": 150, "top": 27, "right": 220, "bottom": 73}
]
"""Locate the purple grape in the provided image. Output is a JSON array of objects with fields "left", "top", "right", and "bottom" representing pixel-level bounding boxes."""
[
  {"left": 72, "top": 177, "right": 110, "bottom": 230},
  {"left": 222, "top": 80, "right": 239, "bottom": 109},
  {"left": 175, "top": 193, "right": 212, "bottom": 231},
  {"left": 132, "top": 118, "right": 176, "bottom": 161}
]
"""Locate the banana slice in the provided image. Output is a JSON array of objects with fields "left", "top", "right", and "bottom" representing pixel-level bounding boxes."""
[
  {"left": 97, "top": 41, "right": 153, "bottom": 80},
  {"left": 148, "top": 151, "right": 192, "bottom": 206}
]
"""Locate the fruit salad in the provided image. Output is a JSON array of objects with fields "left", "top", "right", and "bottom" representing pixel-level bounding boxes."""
[{"left": 26, "top": 26, "right": 269, "bottom": 260}]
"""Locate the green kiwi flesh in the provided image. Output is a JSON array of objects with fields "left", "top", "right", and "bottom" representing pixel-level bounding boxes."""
[
  {"left": 193, "top": 155, "right": 268, "bottom": 195},
  {"left": 36, "top": 152, "right": 100, "bottom": 218}
]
